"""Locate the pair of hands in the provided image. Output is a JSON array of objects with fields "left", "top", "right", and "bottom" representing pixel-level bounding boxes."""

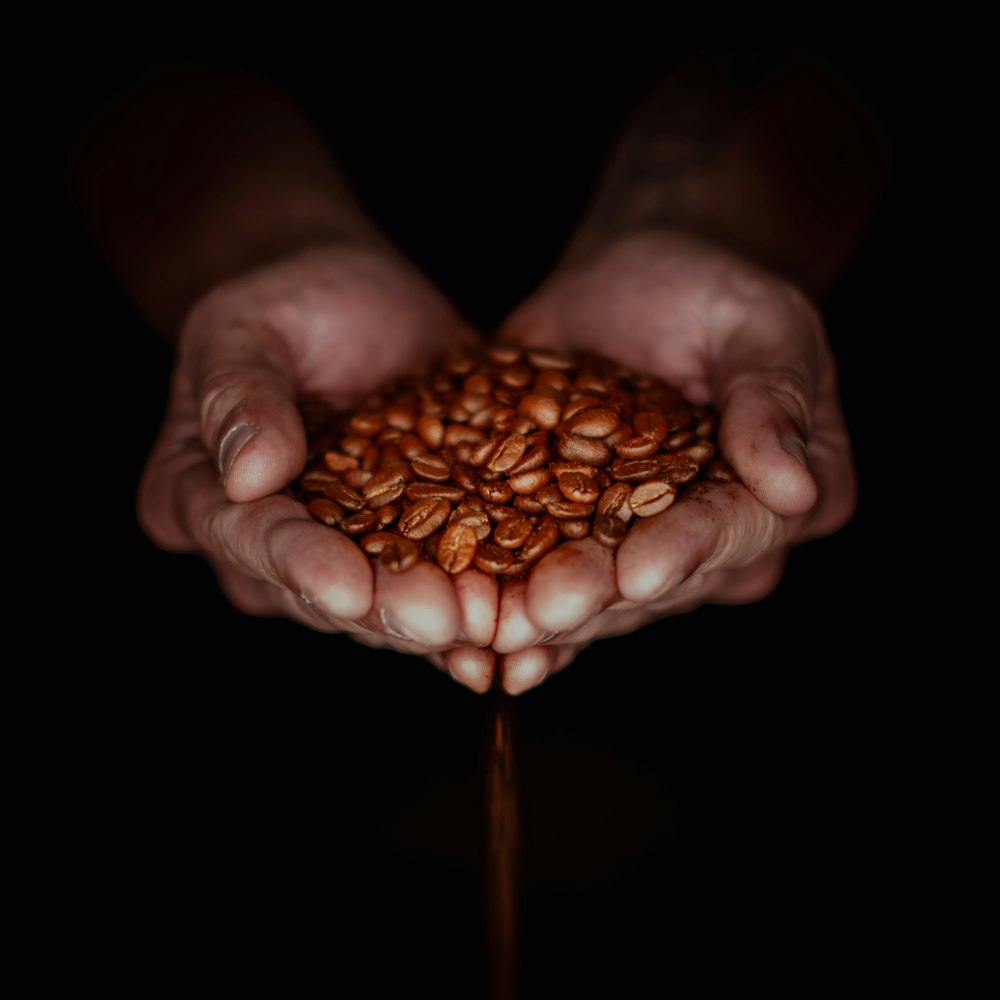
[{"left": 137, "top": 229, "right": 857, "bottom": 694}]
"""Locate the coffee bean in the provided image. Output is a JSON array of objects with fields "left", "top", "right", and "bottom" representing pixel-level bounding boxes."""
[
  {"left": 398, "top": 498, "right": 451, "bottom": 540},
  {"left": 593, "top": 513, "right": 627, "bottom": 547},
  {"left": 437, "top": 522, "right": 478, "bottom": 574},
  {"left": 629, "top": 479, "right": 677, "bottom": 517}
]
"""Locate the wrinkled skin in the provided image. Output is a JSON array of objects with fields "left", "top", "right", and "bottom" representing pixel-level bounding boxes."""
[{"left": 137, "top": 231, "right": 857, "bottom": 695}]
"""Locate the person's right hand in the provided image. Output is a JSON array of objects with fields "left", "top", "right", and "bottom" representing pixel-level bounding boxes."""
[{"left": 136, "top": 241, "right": 501, "bottom": 689}]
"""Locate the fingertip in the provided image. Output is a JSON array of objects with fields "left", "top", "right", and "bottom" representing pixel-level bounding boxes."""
[
  {"left": 524, "top": 538, "right": 617, "bottom": 633},
  {"left": 375, "top": 560, "right": 462, "bottom": 647},
  {"left": 445, "top": 647, "right": 496, "bottom": 694},
  {"left": 221, "top": 400, "right": 308, "bottom": 502},
  {"left": 272, "top": 518, "right": 375, "bottom": 621},
  {"left": 501, "top": 647, "right": 551, "bottom": 696}
]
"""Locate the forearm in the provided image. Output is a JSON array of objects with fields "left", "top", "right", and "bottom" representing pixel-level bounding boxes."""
[
  {"left": 563, "top": 49, "right": 891, "bottom": 299},
  {"left": 68, "top": 64, "right": 384, "bottom": 338}
]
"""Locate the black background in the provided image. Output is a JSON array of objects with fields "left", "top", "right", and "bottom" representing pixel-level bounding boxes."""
[{"left": 43, "top": 24, "right": 958, "bottom": 997}]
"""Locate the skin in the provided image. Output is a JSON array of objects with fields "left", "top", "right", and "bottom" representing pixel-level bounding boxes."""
[{"left": 69, "top": 52, "right": 888, "bottom": 695}]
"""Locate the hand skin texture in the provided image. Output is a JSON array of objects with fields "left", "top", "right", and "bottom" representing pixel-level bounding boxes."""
[{"left": 70, "top": 52, "right": 888, "bottom": 695}]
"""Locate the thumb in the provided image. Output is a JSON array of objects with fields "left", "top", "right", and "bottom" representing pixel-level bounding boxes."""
[
  {"left": 713, "top": 293, "right": 824, "bottom": 518},
  {"left": 183, "top": 312, "right": 307, "bottom": 503}
]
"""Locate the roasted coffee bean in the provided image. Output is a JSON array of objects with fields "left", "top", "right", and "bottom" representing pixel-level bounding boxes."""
[
  {"left": 342, "top": 510, "right": 379, "bottom": 536},
  {"left": 380, "top": 535, "right": 420, "bottom": 573},
  {"left": 557, "top": 471, "right": 600, "bottom": 504},
  {"left": 405, "top": 483, "right": 467, "bottom": 503},
  {"left": 546, "top": 501, "right": 595, "bottom": 520},
  {"left": 475, "top": 541, "right": 514, "bottom": 575},
  {"left": 629, "top": 479, "right": 677, "bottom": 517},
  {"left": 597, "top": 482, "right": 633, "bottom": 521},
  {"left": 559, "top": 519, "right": 591, "bottom": 539},
  {"left": 509, "top": 468, "right": 553, "bottom": 495},
  {"left": 517, "top": 395, "right": 562, "bottom": 431},
  {"left": 563, "top": 407, "right": 620, "bottom": 438},
  {"left": 293, "top": 344, "right": 728, "bottom": 577},
  {"left": 307, "top": 498, "right": 345, "bottom": 526},
  {"left": 363, "top": 469, "right": 407, "bottom": 508},
  {"left": 437, "top": 523, "right": 478, "bottom": 574},
  {"left": 493, "top": 515, "right": 534, "bottom": 549},
  {"left": 558, "top": 434, "right": 612, "bottom": 465},
  {"left": 398, "top": 498, "right": 451, "bottom": 540},
  {"left": 520, "top": 517, "right": 559, "bottom": 562},
  {"left": 592, "top": 513, "right": 627, "bottom": 547},
  {"left": 323, "top": 451, "right": 359, "bottom": 472}
]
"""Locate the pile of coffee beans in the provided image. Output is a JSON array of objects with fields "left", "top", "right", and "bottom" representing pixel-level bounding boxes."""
[{"left": 293, "top": 344, "right": 735, "bottom": 578}]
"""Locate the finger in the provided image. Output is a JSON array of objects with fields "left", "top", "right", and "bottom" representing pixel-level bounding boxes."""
[
  {"left": 452, "top": 567, "right": 499, "bottom": 647},
  {"left": 492, "top": 578, "right": 551, "bottom": 655},
  {"left": 615, "top": 480, "right": 796, "bottom": 604},
  {"left": 500, "top": 641, "right": 585, "bottom": 695},
  {"left": 365, "top": 558, "right": 462, "bottom": 648},
  {"left": 182, "top": 307, "right": 307, "bottom": 503},
  {"left": 442, "top": 646, "right": 496, "bottom": 694},
  {"left": 501, "top": 646, "right": 552, "bottom": 695},
  {"left": 522, "top": 537, "right": 618, "bottom": 634},
  {"left": 173, "top": 457, "right": 375, "bottom": 621},
  {"left": 713, "top": 289, "right": 824, "bottom": 517}
]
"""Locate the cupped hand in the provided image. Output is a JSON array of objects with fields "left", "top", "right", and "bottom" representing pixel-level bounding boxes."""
[
  {"left": 136, "top": 241, "right": 500, "bottom": 684},
  {"left": 485, "top": 229, "right": 858, "bottom": 694}
]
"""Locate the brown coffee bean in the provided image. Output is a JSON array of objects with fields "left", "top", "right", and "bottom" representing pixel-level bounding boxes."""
[
  {"left": 514, "top": 394, "right": 561, "bottom": 431},
  {"left": 493, "top": 514, "right": 534, "bottom": 549},
  {"left": 380, "top": 535, "right": 420, "bottom": 573},
  {"left": 559, "top": 519, "right": 590, "bottom": 539},
  {"left": 557, "top": 471, "right": 600, "bottom": 504},
  {"left": 633, "top": 411, "right": 668, "bottom": 442},
  {"left": 513, "top": 495, "right": 545, "bottom": 515},
  {"left": 527, "top": 349, "right": 574, "bottom": 370},
  {"left": 496, "top": 364, "right": 534, "bottom": 389},
  {"left": 342, "top": 510, "right": 379, "bottom": 536},
  {"left": 398, "top": 498, "right": 451, "bottom": 540},
  {"left": 597, "top": 482, "right": 633, "bottom": 521},
  {"left": 376, "top": 504, "right": 400, "bottom": 528},
  {"left": 658, "top": 458, "right": 700, "bottom": 484},
  {"left": 363, "top": 468, "right": 407, "bottom": 508},
  {"left": 615, "top": 436, "right": 659, "bottom": 460},
  {"left": 508, "top": 468, "right": 553, "bottom": 495},
  {"left": 323, "top": 451, "right": 360, "bottom": 472},
  {"left": 705, "top": 458, "right": 737, "bottom": 481},
  {"left": 629, "top": 479, "right": 677, "bottom": 517},
  {"left": 360, "top": 531, "right": 400, "bottom": 556},
  {"left": 487, "top": 433, "right": 528, "bottom": 473},
  {"left": 535, "top": 483, "right": 564, "bottom": 506},
  {"left": 479, "top": 480, "right": 515, "bottom": 505},
  {"left": 592, "top": 513, "right": 626, "bottom": 547},
  {"left": 444, "top": 424, "right": 486, "bottom": 448},
  {"left": 563, "top": 407, "right": 621, "bottom": 438},
  {"left": 300, "top": 469, "right": 340, "bottom": 492},
  {"left": 549, "top": 461, "right": 599, "bottom": 479},
  {"left": 560, "top": 395, "right": 606, "bottom": 421},
  {"left": 520, "top": 517, "right": 559, "bottom": 562},
  {"left": 508, "top": 445, "right": 549, "bottom": 475},
  {"left": 447, "top": 464, "right": 476, "bottom": 493},
  {"left": 350, "top": 410, "right": 386, "bottom": 436},
  {"left": 323, "top": 482, "right": 365, "bottom": 512},
  {"left": 449, "top": 506, "right": 492, "bottom": 540},
  {"left": 437, "top": 523, "right": 478, "bottom": 574},
  {"left": 307, "top": 498, "right": 344, "bottom": 526},
  {"left": 405, "top": 483, "right": 467, "bottom": 503},
  {"left": 558, "top": 434, "right": 612, "bottom": 465},
  {"left": 474, "top": 541, "right": 514, "bottom": 575},
  {"left": 679, "top": 440, "right": 716, "bottom": 464},
  {"left": 486, "top": 344, "right": 523, "bottom": 365},
  {"left": 664, "top": 429, "right": 697, "bottom": 451},
  {"left": 416, "top": 414, "right": 445, "bottom": 449},
  {"left": 545, "top": 500, "right": 594, "bottom": 520},
  {"left": 410, "top": 451, "right": 452, "bottom": 482},
  {"left": 610, "top": 458, "right": 661, "bottom": 483}
]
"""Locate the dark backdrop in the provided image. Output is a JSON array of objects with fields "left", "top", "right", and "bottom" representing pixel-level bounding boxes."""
[{"left": 47, "top": 30, "right": 941, "bottom": 997}]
